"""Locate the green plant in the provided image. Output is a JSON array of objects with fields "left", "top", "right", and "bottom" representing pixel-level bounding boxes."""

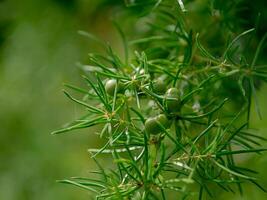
[{"left": 53, "top": 0, "right": 267, "bottom": 199}]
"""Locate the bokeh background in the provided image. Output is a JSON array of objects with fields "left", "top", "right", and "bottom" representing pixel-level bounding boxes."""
[{"left": 0, "top": 0, "right": 266, "bottom": 200}]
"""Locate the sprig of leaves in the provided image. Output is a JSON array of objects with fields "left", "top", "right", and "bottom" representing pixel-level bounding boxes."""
[{"left": 53, "top": 0, "right": 267, "bottom": 199}]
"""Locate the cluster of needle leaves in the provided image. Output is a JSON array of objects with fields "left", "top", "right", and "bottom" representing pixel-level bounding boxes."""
[{"left": 53, "top": 0, "right": 267, "bottom": 199}]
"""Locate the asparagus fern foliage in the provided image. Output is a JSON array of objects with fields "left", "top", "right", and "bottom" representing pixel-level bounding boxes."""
[{"left": 53, "top": 0, "right": 267, "bottom": 199}]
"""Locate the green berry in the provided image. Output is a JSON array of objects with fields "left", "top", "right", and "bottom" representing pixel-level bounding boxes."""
[
  {"left": 105, "top": 79, "right": 124, "bottom": 96},
  {"left": 145, "top": 114, "right": 170, "bottom": 135},
  {"left": 156, "top": 114, "right": 169, "bottom": 127},
  {"left": 153, "top": 78, "right": 166, "bottom": 95},
  {"left": 164, "top": 88, "right": 181, "bottom": 113}
]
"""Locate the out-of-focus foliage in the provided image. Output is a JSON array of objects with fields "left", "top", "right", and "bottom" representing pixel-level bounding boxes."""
[
  {"left": 0, "top": 0, "right": 109, "bottom": 200},
  {"left": 0, "top": 0, "right": 267, "bottom": 200}
]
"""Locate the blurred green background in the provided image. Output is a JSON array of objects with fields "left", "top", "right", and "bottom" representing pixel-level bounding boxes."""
[
  {"left": 0, "top": 0, "right": 112, "bottom": 199},
  {"left": 0, "top": 0, "right": 266, "bottom": 200}
]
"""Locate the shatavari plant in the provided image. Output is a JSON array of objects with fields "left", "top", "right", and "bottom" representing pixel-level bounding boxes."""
[{"left": 52, "top": 0, "right": 267, "bottom": 199}]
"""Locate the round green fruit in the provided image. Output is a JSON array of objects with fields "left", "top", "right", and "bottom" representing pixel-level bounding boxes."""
[
  {"left": 145, "top": 114, "right": 170, "bottom": 135},
  {"left": 152, "top": 78, "right": 166, "bottom": 95},
  {"left": 164, "top": 88, "right": 181, "bottom": 113},
  {"left": 105, "top": 79, "right": 124, "bottom": 96}
]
